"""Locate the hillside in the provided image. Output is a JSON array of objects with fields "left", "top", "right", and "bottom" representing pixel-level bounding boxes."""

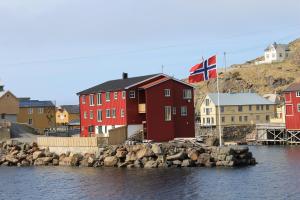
[{"left": 192, "top": 38, "right": 300, "bottom": 104}]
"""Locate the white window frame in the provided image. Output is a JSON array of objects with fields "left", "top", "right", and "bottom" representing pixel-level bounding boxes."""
[
  {"left": 181, "top": 106, "right": 188, "bottom": 116},
  {"left": 129, "top": 90, "right": 135, "bottom": 99},
  {"left": 121, "top": 109, "right": 125, "bottom": 117},
  {"left": 84, "top": 111, "right": 87, "bottom": 119},
  {"left": 106, "top": 92, "right": 110, "bottom": 102},
  {"left": 89, "top": 94, "right": 94, "bottom": 106},
  {"left": 114, "top": 92, "right": 118, "bottom": 100},
  {"left": 38, "top": 107, "right": 44, "bottom": 114},
  {"left": 172, "top": 107, "right": 176, "bottom": 115},
  {"left": 164, "top": 89, "right": 171, "bottom": 97},
  {"left": 90, "top": 110, "right": 94, "bottom": 119},
  {"left": 97, "top": 93, "right": 102, "bottom": 105},
  {"left": 164, "top": 106, "right": 172, "bottom": 121},
  {"left": 106, "top": 109, "right": 111, "bottom": 118},
  {"left": 296, "top": 91, "right": 300, "bottom": 97},
  {"left": 97, "top": 110, "right": 102, "bottom": 122},
  {"left": 112, "top": 108, "right": 116, "bottom": 118},
  {"left": 298, "top": 104, "right": 300, "bottom": 112},
  {"left": 183, "top": 89, "right": 192, "bottom": 99},
  {"left": 122, "top": 91, "right": 126, "bottom": 99},
  {"left": 82, "top": 95, "right": 86, "bottom": 104},
  {"left": 28, "top": 108, "right": 33, "bottom": 115}
]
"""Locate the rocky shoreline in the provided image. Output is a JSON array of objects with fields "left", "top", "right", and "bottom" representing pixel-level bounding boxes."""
[{"left": 0, "top": 140, "right": 256, "bottom": 168}]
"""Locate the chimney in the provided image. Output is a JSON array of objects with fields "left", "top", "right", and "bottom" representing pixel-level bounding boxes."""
[{"left": 122, "top": 72, "right": 128, "bottom": 79}]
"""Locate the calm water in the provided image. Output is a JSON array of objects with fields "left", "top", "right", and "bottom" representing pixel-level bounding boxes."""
[{"left": 0, "top": 146, "right": 300, "bottom": 200}]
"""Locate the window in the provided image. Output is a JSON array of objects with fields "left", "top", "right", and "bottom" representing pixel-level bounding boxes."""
[
  {"left": 89, "top": 94, "right": 94, "bottom": 106},
  {"left": 90, "top": 110, "right": 94, "bottom": 119},
  {"left": 183, "top": 89, "right": 192, "bottom": 99},
  {"left": 88, "top": 126, "right": 94, "bottom": 133},
  {"left": 272, "top": 53, "right": 275, "bottom": 58},
  {"left": 164, "top": 106, "right": 172, "bottom": 121},
  {"left": 172, "top": 107, "right": 176, "bottom": 115},
  {"left": 84, "top": 111, "right": 87, "bottom": 119},
  {"left": 106, "top": 109, "right": 110, "bottom": 118},
  {"left": 238, "top": 105, "right": 243, "bottom": 112},
  {"left": 28, "top": 108, "right": 33, "bottom": 114},
  {"left": 38, "top": 108, "right": 44, "bottom": 114},
  {"left": 97, "top": 110, "right": 102, "bottom": 122},
  {"left": 220, "top": 106, "right": 224, "bottom": 113},
  {"left": 244, "top": 116, "right": 248, "bottom": 122},
  {"left": 129, "top": 91, "right": 135, "bottom": 98},
  {"left": 279, "top": 53, "right": 283, "bottom": 57},
  {"left": 296, "top": 91, "right": 300, "bottom": 97},
  {"left": 97, "top": 93, "right": 102, "bottom": 105},
  {"left": 164, "top": 89, "right": 171, "bottom": 97},
  {"left": 286, "top": 53, "right": 289, "bottom": 58},
  {"left": 266, "top": 115, "right": 270, "bottom": 122},
  {"left": 266, "top": 105, "right": 269, "bottom": 110},
  {"left": 207, "top": 118, "right": 211, "bottom": 124},
  {"left": 114, "top": 92, "right": 118, "bottom": 100},
  {"left": 112, "top": 108, "right": 116, "bottom": 118},
  {"left": 202, "top": 118, "right": 205, "bottom": 124},
  {"left": 121, "top": 109, "right": 125, "bottom": 117},
  {"left": 249, "top": 105, "right": 252, "bottom": 111},
  {"left": 298, "top": 104, "right": 300, "bottom": 112},
  {"left": 256, "top": 115, "right": 260, "bottom": 121},
  {"left": 82, "top": 95, "right": 86, "bottom": 104},
  {"left": 122, "top": 91, "right": 126, "bottom": 99},
  {"left": 211, "top": 117, "right": 214, "bottom": 124},
  {"left": 221, "top": 116, "right": 225, "bottom": 123},
  {"left": 181, "top": 106, "right": 188, "bottom": 116},
  {"left": 28, "top": 118, "right": 32, "bottom": 125},
  {"left": 205, "top": 99, "right": 210, "bottom": 106},
  {"left": 261, "top": 105, "right": 264, "bottom": 110},
  {"left": 231, "top": 116, "right": 235, "bottom": 122},
  {"left": 239, "top": 116, "right": 242, "bottom": 122},
  {"left": 256, "top": 105, "right": 260, "bottom": 111},
  {"left": 206, "top": 108, "right": 210, "bottom": 115},
  {"left": 106, "top": 92, "right": 110, "bottom": 102}
]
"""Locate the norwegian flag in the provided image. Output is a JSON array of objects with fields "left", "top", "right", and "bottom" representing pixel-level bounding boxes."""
[{"left": 188, "top": 55, "right": 217, "bottom": 83}]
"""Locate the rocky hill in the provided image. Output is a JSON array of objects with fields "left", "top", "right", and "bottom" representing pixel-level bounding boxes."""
[{"left": 192, "top": 38, "right": 300, "bottom": 104}]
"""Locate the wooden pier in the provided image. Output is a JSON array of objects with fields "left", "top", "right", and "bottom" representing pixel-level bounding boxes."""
[{"left": 252, "top": 123, "right": 300, "bottom": 145}]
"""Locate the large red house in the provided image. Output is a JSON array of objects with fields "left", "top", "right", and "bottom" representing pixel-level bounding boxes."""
[
  {"left": 283, "top": 82, "right": 300, "bottom": 130},
  {"left": 77, "top": 73, "right": 195, "bottom": 142}
]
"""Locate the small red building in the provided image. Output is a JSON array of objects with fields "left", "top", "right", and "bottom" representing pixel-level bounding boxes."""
[
  {"left": 77, "top": 73, "right": 195, "bottom": 142},
  {"left": 283, "top": 82, "right": 300, "bottom": 130}
]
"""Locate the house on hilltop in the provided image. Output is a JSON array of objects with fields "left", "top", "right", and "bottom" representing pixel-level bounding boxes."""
[
  {"left": 77, "top": 73, "right": 195, "bottom": 142},
  {"left": 255, "top": 42, "right": 290, "bottom": 65}
]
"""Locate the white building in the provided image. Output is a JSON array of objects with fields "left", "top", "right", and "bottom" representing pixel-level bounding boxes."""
[{"left": 255, "top": 42, "right": 289, "bottom": 65}]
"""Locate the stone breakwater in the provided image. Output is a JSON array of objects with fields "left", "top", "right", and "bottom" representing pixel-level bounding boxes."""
[{"left": 0, "top": 140, "right": 256, "bottom": 168}]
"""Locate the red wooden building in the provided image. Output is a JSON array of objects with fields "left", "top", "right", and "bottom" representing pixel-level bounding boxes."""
[
  {"left": 283, "top": 82, "right": 300, "bottom": 143},
  {"left": 77, "top": 73, "right": 195, "bottom": 142}
]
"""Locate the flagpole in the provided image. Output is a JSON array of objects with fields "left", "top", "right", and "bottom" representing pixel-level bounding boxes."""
[{"left": 216, "top": 56, "right": 222, "bottom": 147}]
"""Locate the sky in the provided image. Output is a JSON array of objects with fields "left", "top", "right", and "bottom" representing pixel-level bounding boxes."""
[{"left": 1, "top": 0, "right": 300, "bottom": 105}]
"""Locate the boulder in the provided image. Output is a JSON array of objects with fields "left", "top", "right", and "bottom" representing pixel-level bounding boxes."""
[
  {"left": 172, "top": 160, "right": 182, "bottom": 166},
  {"left": 205, "top": 137, "right": 219, "bottom": 146},
  {"left": 125, "top": 152, "right": 137, "bottom": 162},
  {"left": 151, "top": 144, "right": 162, "bottom": 155},
  {"left": 188, "top": 149, "right": 200, "bottom": 161},
  {"left": 181, "top": 159, "right": 192, "bottom": 167},
  {"left": 5, "top": 155, "right": 19, "bottom": 165},
  {"left": 136, "top": 147, "right": 154, "bottom": 159},
  {"left": 116, "top": 150, "right": 127, "bottom": 158},
  {"left": 33, "top": 151, "right": 44, "bottom": 160},
  {"left": 144, "top": 160, "right": 158, "bottom": 168},
  {"left": 20, "top": 159, "right": 30, "bottom": 167},
  {"left": 104, "top": 156, "right": 118, "bottom": 167},
  {"left": 197, "top": 153, "right": 211, "bottom": 166},
  {"left": 166, "top": 151, "right": 187, "bottom": 161},
  {"left": 134, "top": 159, "right": 143, "bottom": 168},
  {"left": 59, "top": 157, "right": 72, "bottom": 166},
  {"left": 52, "top": 159, "right": 59, "bottom": 166}
]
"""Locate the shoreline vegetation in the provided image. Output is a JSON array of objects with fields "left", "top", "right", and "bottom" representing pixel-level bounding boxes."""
[{"left": 0, "top": 139, "right": 256, "bottom": 168}]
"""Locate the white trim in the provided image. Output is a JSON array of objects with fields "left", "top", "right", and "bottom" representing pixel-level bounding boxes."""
[{"left": 124, "top": 74, "right": 163, "bottom": 89}]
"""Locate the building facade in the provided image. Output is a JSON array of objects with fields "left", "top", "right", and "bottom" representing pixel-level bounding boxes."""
[
  {"left": 263, "top": 94, "right": 285, "bottom": 123},
  {"left": 0, "top": 83, "right": 19, "bottom": 122},
  {"left": 56, "top": 105, "right": 80, "bottom": 125},
  {"left": 255, "top": 42, "right": 289, "bottom": 65},
  {"left": 77, "top": 73, "right": 195, "bottom": 142},
  {"left": 199, "top": 93, "right": 276, "bottom": 127},
  {"left": 283, "top": 82, "right": 300, "bottom": 130},
  {"left": 17, "top": 99, "right": 56, "bottom": 134}
]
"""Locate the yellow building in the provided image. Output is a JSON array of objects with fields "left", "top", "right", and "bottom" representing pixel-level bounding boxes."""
[
  {"left": 0, "top": 83, "right": 19, "bottom": 122},
  {"left": 199, "top": 93, "right": 276, "bottom": 127},
  {"left": 56, "top": 105, "right": 79, "bottom": 125},
  {"left": 17, "top": 98, "right": 56, "bottom": 134},
  {"left": 263, "top": 94, "right": 285, "bottom": 123}
]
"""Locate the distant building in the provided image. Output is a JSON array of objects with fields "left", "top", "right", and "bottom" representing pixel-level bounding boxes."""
[
  {"left": 283, "top": 82, "right": 300, "bottom": 130},
  {"left": 0, "top": 82, "right": 19, "bottom": 122},
  {"left": 17, "top": 99, "right": 56, "bottom": 134},
  {"left": 77, "top": 73, "right": 195, "bottom": 142},
  {"left": 56, "top": 105, "right": 80, "bottom": 125},
  {"left": 199, "top": 93, "right": 276, "bottom": 127},
  {"left": 255, "top": 42, "right": 289, "bottom": 65},
  {"left": 263, "top": 94, "right": 285, "bottom": 123}
]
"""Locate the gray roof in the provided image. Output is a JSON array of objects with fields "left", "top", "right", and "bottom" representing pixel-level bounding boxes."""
[
  {"left": 77, "top": 74, "right": 160, "bottom": 95},
  {"left": 19, "top": 100, "right": 55, "bottom": 108},
  {"left": 265, "top": 42, "right": 289, "bottom": 51},
  {"left": 61, "top": 105, "right": 79, "bottom": 114},
  {"left": 207, "top": 93, "right": 275, "bottom": 106},
  {"left": 283, "top": 82, "right": 300, "bottom": 92}
]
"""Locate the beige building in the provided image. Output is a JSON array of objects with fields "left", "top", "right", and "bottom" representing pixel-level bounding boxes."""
[
  {"left": 263, "top": 94, "right": 285, "bottom": 123},
  {"left": 0, "top": 82, "right": 19, "bottom": 122},
  {"left": 56, "top": 105, "right": 79, "bottom": 125},
  {"left": 199, "top": 93, "right": 276, "bottom": 127},
  {"left": 17, "top": 98, "right": 56, "bottom": 134}
]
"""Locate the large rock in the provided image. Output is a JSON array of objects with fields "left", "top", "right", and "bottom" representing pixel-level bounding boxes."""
[
  {"left": 151, "top": 144, "right": 162, "bottom": 155},
  {"left": 125, "top": 152, "right": 137, "bottom": 162},
  {"left": 205, "top": 137, "right": 219, "bottom": 146},
  {"left": 197, "top": 153, "right": 211, "bottom": 166},
  {"left": 5, "top": 155, "right": 19, "bottom": 165},
  {"left": 187, "top": 149, "right": 200, "bottom": 161},
  {"left": 181, "top": 159, "right": 192, "bottom": 167},
  {"left": 104, "top": 156, "right": 119, "bottom": 167},
  {"left": 136, "top": 147, "right": 154, "bottom": 159},
  {"left": 166, "top": 151, "right": 187, "bottom": 161},
  {"left": 116, "top": 150, "right": 127, "bottom": 158},
  {"left": 33, "top": 151, "right": 44, "bottom": 160},
  {"left": 144, "top": 160, "right": 158, "bottom": 168},
  {"left": 59, "top": 157, "right": 72, "bottom": 166}
]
